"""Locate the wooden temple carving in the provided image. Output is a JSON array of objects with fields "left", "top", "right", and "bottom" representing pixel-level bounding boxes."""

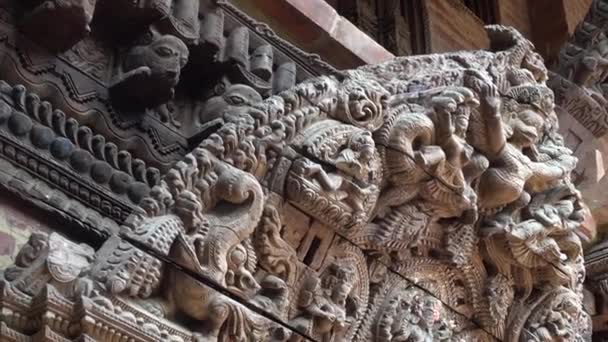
[{"left": 0, "top": 0, "right": 592, "bottom": 341}]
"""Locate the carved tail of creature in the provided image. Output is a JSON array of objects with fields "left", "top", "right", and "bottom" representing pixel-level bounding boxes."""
[
  {"left": 375, "top": 108, "right": 435, "bottom": 186},
  {"left": 189, "top": 153, "right": 265, "bottom": 284},
  {"left": 485, "top": 25, "right": 534, "bottom": 68}
]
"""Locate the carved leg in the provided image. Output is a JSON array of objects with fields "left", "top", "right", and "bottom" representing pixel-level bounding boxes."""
[{"left": 477, "top": 166, "right": 525, "bottom": 210}]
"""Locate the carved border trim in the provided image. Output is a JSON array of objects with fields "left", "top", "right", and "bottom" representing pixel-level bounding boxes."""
[
  {"left": 218, "top": 0, "right": 344, "bottom": 79},
  {"left": 0, "top": 80, "right": 163, "bottom": 228}
]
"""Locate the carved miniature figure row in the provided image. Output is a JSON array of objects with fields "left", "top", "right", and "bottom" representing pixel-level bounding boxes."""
[{"left": 0, "top": 24, "right": 591, "bottom": 342}]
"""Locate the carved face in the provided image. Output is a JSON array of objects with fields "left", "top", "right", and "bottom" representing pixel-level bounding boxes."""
[
  {"left": 124, "top": 34, "right": 189, "bottom": 87},
  {"left": 199, "top": 84, "right": 262, "bottom": 125},
  {"left": 324, "top": 264, "right": 356, "bottom": 305},
  {"left": 223, "top": 84, "right": 263, "bottom": 106},
  {"left": 523, "top": 52, "right": 548, "bottom": 82},
  {"left": 510, "top": 109, "right": 544, "bottom": 147}
]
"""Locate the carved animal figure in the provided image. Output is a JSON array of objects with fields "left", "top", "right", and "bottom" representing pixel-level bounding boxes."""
[
  {"left": 110, "top": 33, "right": 189, "bottom": 113},
  {"left": 198, "top": 84, "right": 263, "bottom": 126}
]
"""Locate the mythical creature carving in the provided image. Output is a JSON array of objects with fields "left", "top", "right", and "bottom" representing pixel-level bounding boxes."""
[
  {"left": 110, "top": 31, "right": 189, "bottom": 117},
  {"left": 198, "top": 83, "right": 263, "bottom": 127},
  {"left": 483, "top": 183, "right": 586, "bottom": 296}
]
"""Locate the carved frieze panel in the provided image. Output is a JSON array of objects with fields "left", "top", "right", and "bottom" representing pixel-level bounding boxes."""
[
  {"left": 0, "top": 80, "right": 159, "bottom": 226},
  {"left": 354, "top": 272, "right": 495, "bottom": 341},
  {"left": 552, "top": 2, "right": 608, "bottom": 337},
  {"left": 0, "top": 0, "right": 340, "bottom": 173},
  {"left": 551, "top": 0, "right": 608, "bottom": 138},
  {"left": 0, "top": 232, "right": 293, "bottom": 342},
  {"left": 0, "top": 20, "right": 590, "bottom": 342}
]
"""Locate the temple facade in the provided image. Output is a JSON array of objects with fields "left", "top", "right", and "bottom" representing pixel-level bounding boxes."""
[{"left": 0, "top": 0, "right": 605, "bottom": 341}]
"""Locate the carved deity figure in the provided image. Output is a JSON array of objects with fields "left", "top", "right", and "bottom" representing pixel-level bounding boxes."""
[
  {"left": 468, "top": 80, "right": 577, "bottom": 230},
  {"left": 110, "top": 32, "right": 189, "bottom": 116},
  {"left": 288, "top": 263, "right": 358, "bottom": 342},
  {"left": 296, "top": 129, "right": 379, "bottom": 218},
  {"left": 375, "top": 287, "right": 453, "bottom": 342}
]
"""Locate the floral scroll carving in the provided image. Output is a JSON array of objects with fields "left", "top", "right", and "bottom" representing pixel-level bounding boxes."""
[{"left": 0, "top": 25, "right": 590, "bottom": 342}]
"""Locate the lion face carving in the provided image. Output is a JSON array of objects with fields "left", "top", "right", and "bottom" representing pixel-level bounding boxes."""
[
  {"left": 111, "top": 34, "right": 189, "bottom": 110},
  {"left": 124, "top": 34, "right": 189, "bottom": 87}
]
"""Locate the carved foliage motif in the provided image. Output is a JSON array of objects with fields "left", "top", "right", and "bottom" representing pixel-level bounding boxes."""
[{"left": 0, "top": 23, "right": 590, "bottom": 342}]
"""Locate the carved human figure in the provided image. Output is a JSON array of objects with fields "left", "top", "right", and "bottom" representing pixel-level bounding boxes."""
[
  {"left": 110, "top": 32, "right": 189, "bottom": 113},
  {"left": 375, "top": 288, "right": 453, "bottom": 342},
  {"left": 288, "top": 263, "right": 358, "bottom": 342},
  {"left": 471, "top": 82, "right": 576, "bottom": 229},
  {"left": 570, "top": 33, "right": 608, "bottom": 104},
  {"left": 296, "top": 129, "right": 378, "bottom": 218},
  {"left": 288, "top": 276, "right": 338, "bottom": 342}
]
